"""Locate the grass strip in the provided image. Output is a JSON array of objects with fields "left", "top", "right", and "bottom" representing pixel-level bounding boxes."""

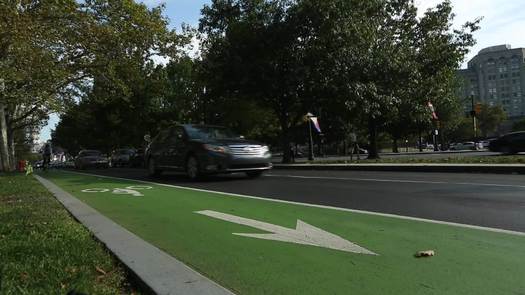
[{"left": 0, "top": 173, "right": 139, "bottom": 294}]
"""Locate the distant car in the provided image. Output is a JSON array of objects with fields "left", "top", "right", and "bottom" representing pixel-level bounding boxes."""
[
  {"left": 489, "top": 132, "right": 525, "bottom": 154},
  {"left": 110, "top": 148, "right": 136, "bottom": 167},
  {"left": 450, "top": 142, "right": 477, "bottom": 151},
  {"left": 146, "top": 124, "right": 272, "bottom": 179},
  {"left": 34, "top": 160, "right": 43, "bottom": 169},
  {"left": 75, "top": 150, "right": 109, "bottom": 169}
]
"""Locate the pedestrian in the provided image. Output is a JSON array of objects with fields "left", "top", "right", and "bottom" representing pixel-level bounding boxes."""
[
  {"left": 289, "top": 143, "right": 295, "bottom": 163},
  {"left": 349, "top": 132, "right": 360, "bottom": 161},
  {"left": 42, "top": 142, "right": 52, "bottom": 171}
]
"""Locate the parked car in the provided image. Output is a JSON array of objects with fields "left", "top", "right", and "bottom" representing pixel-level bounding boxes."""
[
  {"left": 489, "top": 131, "right": 525, "bottom": 154},
  {"left": 130, "top": 148, "right": 145, "bottom": 168},
  {"left": 75, "top": 150, "right": 109, "bottom": 169},
  {"left": 146, "top": 124, "right": 272, "bottom": 179},
  {"left": 450, "top": 141, "right": 477, "bottom": 151},
  {"left": 110, "top": 148, "right": 136, "bottom": 167},
  {"left": 34, "top": 160, "right": 43, "bottom": 169}
]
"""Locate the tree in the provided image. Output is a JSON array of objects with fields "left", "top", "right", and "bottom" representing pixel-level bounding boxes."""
[
  {"left": 0, "top": 0, "right": 179, "bottom": 171},
  {"left": 512, "top": 118, "right": 525, "bottom": 132},
  {"left": 199, "top": 0, "right": 317, "bottom": 163},
  {"left": 477, "top": 104, "right": 507, "bottom": 137}
]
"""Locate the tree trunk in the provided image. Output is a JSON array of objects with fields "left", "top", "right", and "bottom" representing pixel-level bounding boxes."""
[
  {"left": 392, "top": 138, "right": 399, "bottom": 153},
  {"left": 367, "top": 118, "right": 380, "bottom": 159},
  {"left": 7, "top": 126, "right": 16, "bottom": 170},
  {"left": 280, "top": 123, "right": 293, "bottom": 164},
  {"left": 0, "top": 102, "right": 12, "bottom": 171}
]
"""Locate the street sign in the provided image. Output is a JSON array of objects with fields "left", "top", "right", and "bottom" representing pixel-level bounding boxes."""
[
  {"left": 196, "top": 210, "right": 377, "bottom": 255},
  {"left": 475, "top": 103, "right": 482, "bottom": 115}
]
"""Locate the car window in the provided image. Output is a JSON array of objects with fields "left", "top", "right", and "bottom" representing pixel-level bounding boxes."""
[
  {"left": 186, "top": 126, "right": 239, "bottom": 140},
  {"left": 168, "top": 127, "right": 184, "bottom": 144},
  {"left": 155, "top": 130, "right": 171, "bottom": 144}
]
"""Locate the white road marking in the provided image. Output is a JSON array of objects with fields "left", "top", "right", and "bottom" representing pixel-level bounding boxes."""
[
  {"left": 266, "top": 174, "right": 525, "bottom": 189},
  {"left": 62, "top": 171, "right": 525, "bottom": 237},
  {"left": 126, "top": 185, "right": 153, "bottom": 190},
  {"left": 113, "top": 188, "right": 143, "bottom": 197},
  {"left": 82, "top": 188, "right": 110, "bottom": 193},
  {"left": 196, "top": 210, "right": 377, "bottom": 255}
]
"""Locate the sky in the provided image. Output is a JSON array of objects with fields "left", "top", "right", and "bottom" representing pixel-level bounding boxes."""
[{"left": 39, "top": 0, "right": 525, "bottom": 142}]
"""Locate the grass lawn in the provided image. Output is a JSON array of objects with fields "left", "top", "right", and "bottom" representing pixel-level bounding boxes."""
[
  {"left": 39, "top": 170, "right": 525, "bottom": 295},
  {"left": 0, "top": 173, "right": 139, "bottom": 294}
]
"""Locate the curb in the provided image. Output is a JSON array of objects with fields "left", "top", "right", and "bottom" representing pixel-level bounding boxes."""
[
  {"left": 34, "top": 174, "right": 234, "bottom": 295},
  {"left": 273, "top": 163, "right": 525, "bottom": 174}
]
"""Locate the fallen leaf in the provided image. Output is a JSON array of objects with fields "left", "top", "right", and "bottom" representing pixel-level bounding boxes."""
[
  {"left": 95, "top": 266, "right": 107, "bottom": 275},
  {"left": 415, "top": 250, "right": 435, "bottom": 258}
]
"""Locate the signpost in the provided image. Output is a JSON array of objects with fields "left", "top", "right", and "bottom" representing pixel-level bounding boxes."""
[{"left": 305, "top": 112, "right": 315, "bottom": 161}]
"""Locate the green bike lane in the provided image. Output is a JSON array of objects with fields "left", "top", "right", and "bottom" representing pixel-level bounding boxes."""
[{"left": 40, "top": 171, "right": 525, "bottom": 294}]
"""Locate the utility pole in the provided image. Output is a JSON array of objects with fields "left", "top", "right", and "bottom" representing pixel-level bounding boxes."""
[
  {"left": 470, "top": 94, "right": 477, "bottom": 139},
  {"left": 305, "top": 112, "right": 314, "bottom": 161}
]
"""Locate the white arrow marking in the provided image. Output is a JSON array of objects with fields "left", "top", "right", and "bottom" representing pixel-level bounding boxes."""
[{"left": 196, "top": 210, "right": 377, "bottom": 255}]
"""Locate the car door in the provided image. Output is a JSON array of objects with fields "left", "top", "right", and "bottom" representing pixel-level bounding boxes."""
[
  {"left": 150, "top": 130, "right": 170, "bottom": 167},
  {"left": 165, "top": 127, "right": 186, "bottom": 169},
  {"left": 514, "top": 133, "right": 525, "bottom": 151}
]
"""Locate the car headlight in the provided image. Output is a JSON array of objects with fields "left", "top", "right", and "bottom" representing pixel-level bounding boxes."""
[
  {"left": 203, "top": 144, "right": 230, "bottom": 154},
  {"left": 261, "top": 145, "right": 270, "bottom": 153}
]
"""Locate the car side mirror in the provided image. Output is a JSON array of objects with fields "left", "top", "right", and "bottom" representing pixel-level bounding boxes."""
[{"left": 144, "top": 134, "right": 151, "bottom": 143}]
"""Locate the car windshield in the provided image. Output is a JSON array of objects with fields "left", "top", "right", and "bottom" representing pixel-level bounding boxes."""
[{"left": 186, "top": 126, "right": 240, "bottom": 140}]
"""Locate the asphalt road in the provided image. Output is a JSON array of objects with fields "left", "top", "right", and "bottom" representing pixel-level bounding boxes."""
[{"left": 76, "top": 168, "right": 525, "bottom": 232}]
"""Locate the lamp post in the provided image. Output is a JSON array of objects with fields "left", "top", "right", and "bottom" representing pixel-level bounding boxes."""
[
  {"left": 470, "top": 94, "right": 477, "bottom": 139},
  {"left": 305, "top": 112, "right": 315, "bottom": 161}
]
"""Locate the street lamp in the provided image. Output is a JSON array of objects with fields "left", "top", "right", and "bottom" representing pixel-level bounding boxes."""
[{"left": 305, "top": 112, "right": 315, "bottom": 161}]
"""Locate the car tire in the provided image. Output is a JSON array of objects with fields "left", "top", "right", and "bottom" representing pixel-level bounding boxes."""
[
  {"left": 246, "top": 171, "right": 264, "bottom": 178},
  {"left": 148, "top": 158, "right": 162, "bottom": 177},
  {"left": 186, "top": 156, "right": 201, "bottom": 180}
]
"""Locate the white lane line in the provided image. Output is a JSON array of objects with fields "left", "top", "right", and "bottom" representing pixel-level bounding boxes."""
[
  {"left": 57, "top": 171, "right": 525, "bottom": 237},
  {"left": 266, "top": 174, "right": 525, "bottom": 189}
]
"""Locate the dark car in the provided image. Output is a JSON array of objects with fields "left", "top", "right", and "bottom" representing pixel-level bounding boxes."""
[
  {"left": 146, "top": 124, "right": 272, "bottom": 179},
  {"left": 110, "top": 148, "right": 136, "bottom": 167},
  {"left": 130, "top": 148, "right": 145, "bottom": 168},
  {"left": 489, "top": 131, "right": 525, "bottom": 154},
  {"left": 75, "top": 150, "right": 109, "bottom": 169}
]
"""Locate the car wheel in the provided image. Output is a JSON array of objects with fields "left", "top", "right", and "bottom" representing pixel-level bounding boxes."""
[
  {"left": 186, "top": 156, "right": 201, "bottom": 180},
  {"left": 246, "top": 171, "right": 264, "bottom": 178},
  {"left": 148, "top": 158, "right": 161, "bottom": 177}
]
